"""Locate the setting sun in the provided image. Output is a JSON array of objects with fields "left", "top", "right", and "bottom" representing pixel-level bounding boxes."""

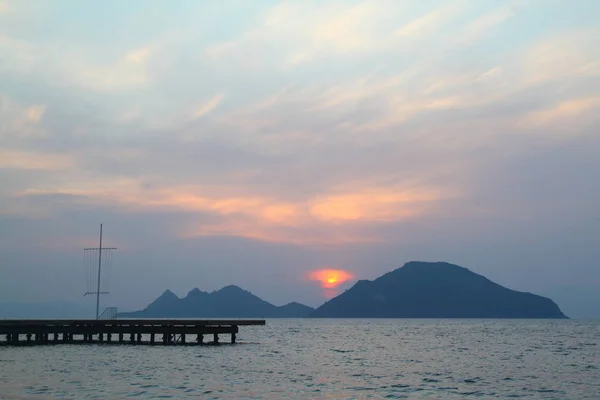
[{"left": 308, "top": 269, "right": 354, "bottom": 289}]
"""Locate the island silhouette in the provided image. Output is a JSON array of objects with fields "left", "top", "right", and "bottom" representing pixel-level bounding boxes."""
[{"left": 118, "top": 261, "right": 567, "bottom": 319}]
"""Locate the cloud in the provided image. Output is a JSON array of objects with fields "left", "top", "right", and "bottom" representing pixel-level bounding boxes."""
[
  {"left": 0, "top": 1, "right": 9, "bottom": 14},
  {"left": 311, "top": 2, "right": 386, "bottom": 53},
  {"left": 522, "top": 97, "right": 600, "bottom": 127},
  {"left": 125, "top": 47, "right": 151, "bottom": 64},
  {"left": 0, "top": 34, "right": 39, "bottom": 75},
  {"left": 310, "top": 187, "right": 441, "bottom": 222},
  {"left": 0, "top": 149, "right": 71, "bottom": 170},
  {"left": 396, "top": 2, "right": 464, "bottom": 37},
  {"left": 23, "top": 104, "right": 45, "bottom": 122},
  {"left": 523, "top": 28, "right": 600, "bottom": 84},
  {"left": 207, "top": 0, "right": 408, "bottom": 67},
  {"left": 455, "top": 6, "right": 515, "bottom": 45},
  {"left": 74, "top": 49, "right": 152, "bottom": 92},
  {"left": 0, "top": 30, "right": 156, "bottom": 92},
  {"left": 190, "top": 93, "right": 225, "bottom": 120},
  {"left": 11, "top": 172, "right": 451, "bottom": 245},
  {"left": 0, "top": 96, "right": 46, "bottom": 138}
]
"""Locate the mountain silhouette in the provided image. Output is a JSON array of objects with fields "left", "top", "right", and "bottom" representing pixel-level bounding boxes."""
[
  {"left": 311, "top": 261, "right": 568, "bottom": 318},
  {"left": 118, "top": 285, "right": 314, "bottom": 318}
]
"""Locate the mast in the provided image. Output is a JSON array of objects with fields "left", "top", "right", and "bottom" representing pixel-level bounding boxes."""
[
  {"left": 83, "top": 224, "right": 116, "bottom": 319},
  {"left": 96, "top": 223, "right": 103, "bottom": 319}
]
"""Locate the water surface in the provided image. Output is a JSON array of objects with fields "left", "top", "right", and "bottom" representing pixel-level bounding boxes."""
[{"left": 1, "top": 319, "right": 598, "bottom": 399}]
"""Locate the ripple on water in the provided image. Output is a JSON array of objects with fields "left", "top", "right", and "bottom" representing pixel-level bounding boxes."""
[{"left": 1, "top": 319, "right": 599, "bottom": 399}]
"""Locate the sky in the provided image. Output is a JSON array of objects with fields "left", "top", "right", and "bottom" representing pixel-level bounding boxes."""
[{"left": 1, "top": 0, "right": 599, "bottom": 318}]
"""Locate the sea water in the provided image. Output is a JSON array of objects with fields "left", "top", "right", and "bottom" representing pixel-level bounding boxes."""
[{"left": 0, "top": 319, "right": 598, "bottom": 399}]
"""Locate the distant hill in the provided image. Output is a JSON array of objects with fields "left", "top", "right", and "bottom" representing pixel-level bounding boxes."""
[
  {"left": 118, "top": 285, "right": 314, "bottom": 318},
  {"left": 311, "top": 261, "right": 568, "bottom": 318}
]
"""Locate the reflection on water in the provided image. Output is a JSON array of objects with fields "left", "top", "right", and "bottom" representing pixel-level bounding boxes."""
[{"left": 0, "top": 319, "right": 599, "bottom": 399}]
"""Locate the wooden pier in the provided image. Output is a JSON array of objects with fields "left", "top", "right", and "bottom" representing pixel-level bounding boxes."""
[{"left": 0, "top": 319, "right": 265, "bottom": 346}]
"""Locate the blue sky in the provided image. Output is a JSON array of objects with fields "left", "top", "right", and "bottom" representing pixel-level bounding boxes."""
[{"left": 1, "top": 0, "right": 599, "bottom": 316}]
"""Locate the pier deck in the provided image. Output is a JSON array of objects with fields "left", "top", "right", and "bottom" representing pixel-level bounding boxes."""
[{"left": 0, "top": 319, "right": 265, "bottom": 346}]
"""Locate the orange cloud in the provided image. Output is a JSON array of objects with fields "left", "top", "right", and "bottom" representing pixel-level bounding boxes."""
[
  {"left": 14, "top": 179, "right": 448, "bottom": 245},
  {"left": 0, "top": 149, "right": 71, "bottom": 170},
  {"left": 179, "top": 219, "right": 380, "bottom": 246},
  {"left": 308, "top": 269, "right": 354, "bottom": 289},
  {"left": 310, "top": 188, "right": 441, "bottom": 222}
]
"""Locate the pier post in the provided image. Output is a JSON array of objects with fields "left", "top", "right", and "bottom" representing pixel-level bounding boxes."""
[
  {"left": 107, "top": 333, "right": 112, "bottom": 343},
  {"left": 119, "top": 333, "right": 123, "bottom": 343},
  {"left": 99, "top": 333, "right": 104, "bottom": 343},
  {"left": 130, "top": 333, "right": 135, "bottom": 343},
  {"left": 150, "top": 333, "right": 155, "bottom": 344},
  {"left": 181, "top": 334, "right": 186, "bottom": 344},
  {"left": 231, "top": 332, "right": 236, "bottom": 344},
  {"left": 53, "top": 333, "right": 58, "bottom": 342},
  {"left": 26, "top": 333, "right": 32, "bottom": 343},
  {"left": 213, "top": 333, "right": 219, "bottom": 345},
  {"left": 197, "top": 334, "right": 203, "bottom": 345},
  {"left": 137, "top": 333, "right": 142, "bottom": 344}
]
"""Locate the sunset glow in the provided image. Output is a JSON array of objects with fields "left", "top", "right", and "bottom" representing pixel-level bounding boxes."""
[
  {"left": 1, "top": 0, "right": 598, "bottom": 323},
  {"left": 308, "top": 269, "right": 354, "bottom": 289}
]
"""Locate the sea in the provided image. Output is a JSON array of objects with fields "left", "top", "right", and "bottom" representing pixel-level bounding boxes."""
[{"left": 0, "top": 319, "right": 598, "bottom": 399}]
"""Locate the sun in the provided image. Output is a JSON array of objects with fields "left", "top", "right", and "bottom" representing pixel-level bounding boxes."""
[{"left": 308, "top": 269, "right": 353, "bottom": 289}]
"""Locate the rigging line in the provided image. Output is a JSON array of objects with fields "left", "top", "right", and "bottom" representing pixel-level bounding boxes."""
[
  {"left": 101, "top": 250, "right": 106, "bottom": 292},
  {"left": 102, "top": 249, "right": 108, "bottom": 292},
  {"left": 87, "top": 249, "right": 92, "bottom": 294},
  {"left": 85, "top": 250, "right": 88, "bottom": 293},
  {"left": 89, "top": 249, "right": 94, "bottom": 294},
  {"left": 85, "top": 249, "right": 89, "bottom": 293},
  {"left": 106, "top": 249, "right": 113, "bottom": 292},
  {"left": 109, "top": 249, "right": 114, "bottom": 291},
  {"left": 90, "top": 250, "right": 94, "bottom": 293},
  {"left": 83, "top": 249, "right": 87, "bottom": 294},
  {"left": 89, "top": 249, "right": 97, "bottom": 293},
  {"left": 91, "top": 249, "right": 96, "bottom": 293},
  {"left": 89, "top": 250, "right": 93, "bottom": 293},
  {"left": 100, "top": 248, "right": 112, "bottom": 293}
]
